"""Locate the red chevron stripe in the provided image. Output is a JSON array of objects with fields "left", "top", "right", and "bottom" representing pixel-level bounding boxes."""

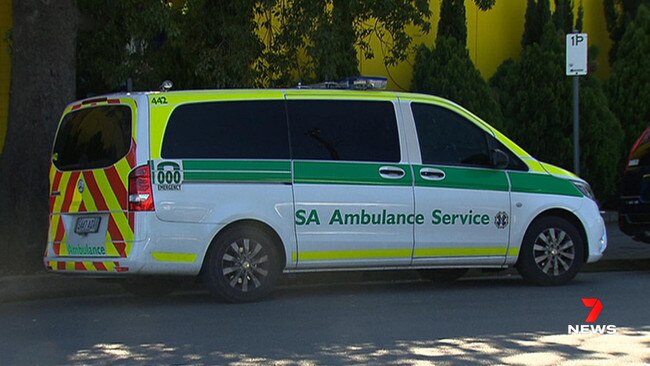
[
  {"left": 127, "top": 140, "right": 137, "bottom": 168},
  {"left": 93, "top": 262, "right": 107, "bottom": 271},
  {"left": 114, "top": 242, "right": 127, "bottom": 258},
  {"left": 83, "top": 172, "right": 109, "bottom": 211},
  {"left": 107, "top": 215, "right": 124, "bottom": 242},
  {"left": 105, "top": 165, "right": 128, "bottom": 209},
  {"left": 49, "top": 197, "right": 56, "bottom": 213},
  {"left": 53, "top": 243, "right": 61, "bottom": 255},
  {"left": 57, "top": 262, "right": 65, "bottom": 270},
  {"left": 75, "top": 262, "right": 86, "bottom": 271},
  {"left": 50, "top": 170, "right": 63, "bottom": 213},
  {"left": 52, "top": 169, "right": 63, "bottom": 191},
  {"left": 60, "top": 172, "right": 80, "bottom": 213},
  {"left": 54, "top": 217, "right": 65, "bottom": 242}
]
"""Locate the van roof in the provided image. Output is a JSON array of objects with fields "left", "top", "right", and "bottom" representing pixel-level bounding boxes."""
[{"left": 78, "top": 88, "right": 453, "bottom": 102}]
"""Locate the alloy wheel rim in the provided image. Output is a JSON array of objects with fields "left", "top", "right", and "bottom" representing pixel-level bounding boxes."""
[
  {"left": 221, "top": 238, "right": 269, "bottom": 292},
  {"left": 532, "top": 228, "right": 575, "bottom": 276}
]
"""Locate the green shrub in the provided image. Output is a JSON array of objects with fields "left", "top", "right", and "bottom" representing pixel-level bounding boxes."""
[
  {"left": 491, "top": 23, "right": 623, "bottom": 203},
  {"left": 412, "top": 37, "right": 503, "bottom": 130},
  {"left": 607, "top": 5, "right": 650, "bottom": 152}
]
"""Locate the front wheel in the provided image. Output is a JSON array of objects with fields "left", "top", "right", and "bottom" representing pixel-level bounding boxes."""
[
  {"left": 517, "top": 216, "right": 585, "bottom": 286},
  {"left": 203, "top": 226, "right": 281, "bottom": 303}
]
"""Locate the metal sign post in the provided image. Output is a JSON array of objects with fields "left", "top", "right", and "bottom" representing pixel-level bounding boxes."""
[{"left": 566, "top": 33, "right": 588, "bottom": 176}]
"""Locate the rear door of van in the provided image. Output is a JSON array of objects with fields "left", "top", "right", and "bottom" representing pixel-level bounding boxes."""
[{"left": 46, "top": 97, "right": 139, "bottom": 272}]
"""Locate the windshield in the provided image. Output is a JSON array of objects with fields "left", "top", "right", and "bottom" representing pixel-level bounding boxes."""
[{"left": 52, "top": 105, "right": 132, "bottom": 171}]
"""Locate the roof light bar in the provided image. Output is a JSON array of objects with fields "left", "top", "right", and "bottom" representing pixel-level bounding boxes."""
[{"left": 299, "top": 76, "right": 388, "bottom": 90}]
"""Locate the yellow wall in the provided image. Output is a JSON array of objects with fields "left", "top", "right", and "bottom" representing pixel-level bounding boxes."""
[
  {"left": 360, "top": 0, "right": 613, "bottom": 91},
  {"left": 0, "top": 0, "right": 11, "bottom": 153}
]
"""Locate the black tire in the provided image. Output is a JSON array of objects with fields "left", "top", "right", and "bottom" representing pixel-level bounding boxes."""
[
  {"left": 203, "top": 226, "right": 281, "bottom": 303},
  {"left": 121, "top": 277, "right": 180, "bottom": 297},
  {"left": 517, "top": 216, "right": 585, "bottom": 286},
  {"left": 419, "top": 269, "right": 467, "bottom": 283}
]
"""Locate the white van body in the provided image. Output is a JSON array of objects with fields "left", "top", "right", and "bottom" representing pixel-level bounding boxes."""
[{"left": 44, "top": 89, "right": 607, "bottom": 301}]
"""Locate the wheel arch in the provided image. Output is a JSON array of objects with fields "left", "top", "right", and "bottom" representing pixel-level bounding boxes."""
[
  {"left": 522, "top": 208, "right": 589, "bottom": 264},
  {"left": 200, "top": 219, "right": 288, "bottom": 275}
]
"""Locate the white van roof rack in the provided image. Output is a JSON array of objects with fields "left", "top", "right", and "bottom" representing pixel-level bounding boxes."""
[{"left": 297, "top": 76, "right": 388, "bottom": 90}]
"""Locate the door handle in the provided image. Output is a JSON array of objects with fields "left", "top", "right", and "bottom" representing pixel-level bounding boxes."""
[
  {"left": 420, "top": 168, "right": 446, "bottom": 181},
  {"left": 379, "top": 166, "right": 405, "bottom": 179}
]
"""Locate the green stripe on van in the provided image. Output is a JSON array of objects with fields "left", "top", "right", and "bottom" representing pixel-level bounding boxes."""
[
  {"left": 294, "top": 161, "right": 412, "bottom": 186},
  {"left": 414, "top": 165, "right": 509, "bottom": 192},
  {"left": 182, "top": 160, "right": 291, "bottom": 183},
  {"left": 295, "top": 247, "right": 512, "bottom": 261},
  {"left": 508, "top": 171, "right": 582, "bottom": 197}
]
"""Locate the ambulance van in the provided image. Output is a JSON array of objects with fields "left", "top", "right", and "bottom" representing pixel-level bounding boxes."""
[{"left": 44, "top": 78, "right": 607, "bottom": 302}]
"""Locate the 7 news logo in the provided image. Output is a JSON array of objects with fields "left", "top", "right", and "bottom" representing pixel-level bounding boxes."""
[{"left": 567, "top": 298, "right": 617, "bottom": 334}]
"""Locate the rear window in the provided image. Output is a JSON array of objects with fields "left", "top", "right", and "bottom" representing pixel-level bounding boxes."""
[{"left": 52, "top": 105, "right": 132, "bottom": 171}]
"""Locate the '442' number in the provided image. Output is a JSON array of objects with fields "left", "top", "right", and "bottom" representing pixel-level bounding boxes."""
[{"left": 151, "top": 96, "right": 168, "bottom": 105}]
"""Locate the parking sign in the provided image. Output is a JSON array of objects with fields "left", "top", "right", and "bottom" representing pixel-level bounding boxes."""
[{"left": 566, "top": 33, "right": 588, "bottom": 76}]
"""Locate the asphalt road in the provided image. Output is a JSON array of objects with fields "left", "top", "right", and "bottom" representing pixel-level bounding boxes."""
[{"left": 1, "top": 271, "right": 648, "bottom": 366}]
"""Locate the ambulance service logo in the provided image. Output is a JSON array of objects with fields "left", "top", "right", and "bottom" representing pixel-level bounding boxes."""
[{"left": 494, "top": 211, "right": 508, "bottom": 229}]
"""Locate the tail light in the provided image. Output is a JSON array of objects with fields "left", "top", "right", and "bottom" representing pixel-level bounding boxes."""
[
  {"left": 128, "top": 164, "right": 155, "bottom": 211},
  {"left": 626, "top": 128, "right": 650, "bottom": 171}
]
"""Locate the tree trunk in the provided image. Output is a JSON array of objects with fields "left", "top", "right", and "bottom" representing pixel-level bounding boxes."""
[{"left": 0, "top": 0, "right": 77, "bottom": 274}]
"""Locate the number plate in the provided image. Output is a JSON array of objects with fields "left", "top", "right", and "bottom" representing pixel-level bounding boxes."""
[{"left": 74, "top": 217, "right": 101, "bottom": 235}]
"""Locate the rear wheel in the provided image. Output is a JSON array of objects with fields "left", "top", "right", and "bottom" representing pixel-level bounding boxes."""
[
  {"left": 203, "top": 226, "right": 281, "bottom": 303},
  {"left": 517, "top": 216, "right": 584, "bottom": 286}
]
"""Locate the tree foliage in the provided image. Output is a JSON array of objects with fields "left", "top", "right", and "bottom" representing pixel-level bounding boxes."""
[
  {"left": 413, "top": 0, "right": 502, "bottom": 129},
  {"left": 491, "top": 20, "right": 623, "bottom": 203},
  {"left": 437, "top": 0, "right": 496, "bottom": 47},
  {"left": 604, "top": 0, "right": 650, "bottom": 62},
  {"left": 413, "top": 37, "right": 503, "bottom": 129},
  {"left": 77, "top": 0, "right": 268, "bottom": 96},
  {"left": 607, "top": 4, "right": 650, "bottom": 151},
  {"left": 77, "top": 0, "right": 175, "bottom": 96},
  {"left": 552, "top": 0, "right": 575, "bottom": 33},
  {"left": 175, "top": 0, "right": 265, "bottom": 89},
  {"left": 261, "top": 0, "right": 431, "bottom": 84},
  {"left": 473, "top": 0, "right": 497, "bottom": 11},
  {"left": 77, "top": 0, "right": 431, "bottom": 93},
  {"left": 438, "top": 0, "right": 467, "bottom": 46},
  {"left": 522, "top": 0, "right": 551, "bottom": 47}
]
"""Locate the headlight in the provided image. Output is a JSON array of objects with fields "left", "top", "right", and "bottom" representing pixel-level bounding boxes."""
[{"left": 573, "top": 181, "right": 595, "bottom": 200}]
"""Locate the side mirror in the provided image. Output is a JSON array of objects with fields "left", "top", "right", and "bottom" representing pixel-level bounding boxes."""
[{"left": 491, "top": 149, "right": 510, "bottom": 169}]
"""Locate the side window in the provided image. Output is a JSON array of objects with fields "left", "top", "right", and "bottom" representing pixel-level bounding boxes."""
[
  {"left": 487, "top": 135, "right": 529, "bottom": 171},
  {"left": 287, "top": 100, "right": 400, "bottom": 162},
  {"left": 161, "top": 100, "right": 290, "bottom": 159},
  {"left": 412, "top": 103, "right": 491, "bottom": 167}
]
